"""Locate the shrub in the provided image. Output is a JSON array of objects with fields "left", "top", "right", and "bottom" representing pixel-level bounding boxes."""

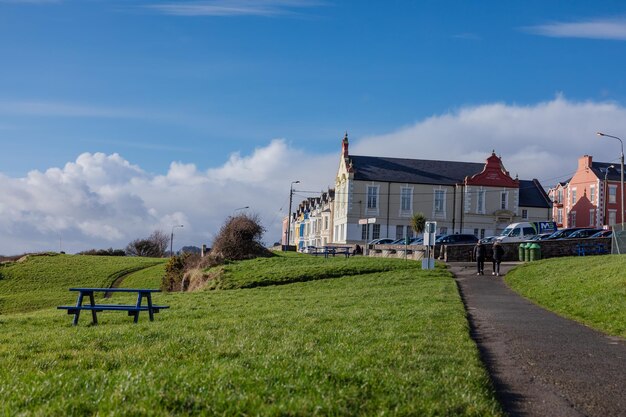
[
  {"left": 211, "top": 214, "right": 274, "bottom": 261},
  {"left": 126, "top": 231, "right": 169, "bottom": 258},
  {"left": 77, "top": 248, "right": 126, "bottom": 256}
]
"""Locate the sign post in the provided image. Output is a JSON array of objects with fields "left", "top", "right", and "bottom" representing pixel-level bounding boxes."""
[{"left": 422, "top": 221, "right": 437, "bottom": 269}]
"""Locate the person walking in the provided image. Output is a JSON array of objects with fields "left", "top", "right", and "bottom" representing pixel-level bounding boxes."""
[
  {"left": 492, "top": 240, "right": 504, "bottom": 276},
  {"left": 473, "top": 241, "right": 486, "bottom": 275}
]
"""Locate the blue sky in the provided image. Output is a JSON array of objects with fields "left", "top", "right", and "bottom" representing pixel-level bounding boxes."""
[{"left": 3, "top": 0, "right": 626, "bottom": 253}]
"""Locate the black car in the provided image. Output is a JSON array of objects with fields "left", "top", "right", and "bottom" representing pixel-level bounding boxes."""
[
  {"left": 435, "top": 234, "right": 479, "bottom": 245},
  {"left": 567, "top": 229, "right": 604, "bottom": 239},
  {"left": 545, "top": 227, "right": 587, "bottom": 240}
]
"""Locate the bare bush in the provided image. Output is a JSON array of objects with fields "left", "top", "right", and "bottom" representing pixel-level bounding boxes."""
[
  {"left": 126, "top": 230, "right": 169, "bottom": 257},
  {"left": 211, "top": 213, "right": 273, "bottom": 261}
]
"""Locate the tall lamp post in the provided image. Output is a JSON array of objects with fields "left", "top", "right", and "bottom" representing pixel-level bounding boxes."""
[
  {"left": 234, "top": 206, "right": 249, "bottom": 213},
  {"left": 286, "top": 180, "right": 300, "bottom": 249},
  {"left": 170, "top": 224, "right": 183, "bottom": 257},
  {"left": 597, "top": 132, "right": 624, "bottom": 230}
]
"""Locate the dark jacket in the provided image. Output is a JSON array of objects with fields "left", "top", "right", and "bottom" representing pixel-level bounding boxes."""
[
  {"left": 473, "top": 244, "right": 486, "bottom": 260},
  {"left": 492, "top": 244, "right": 504, "bottom": 261}
]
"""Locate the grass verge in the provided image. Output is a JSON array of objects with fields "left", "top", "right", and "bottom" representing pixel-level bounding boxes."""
[
  {"left": 206, "top": 252, "right": 423, "bottom": 290},
  {"left": 0, "top": 254, "right": 165, "bottom": 314},
  {"left": 0, "top": 263, "right": 502, "bottom": 416},
  {"left": 505, "top": 255, "right": 626, "bottom": 338}
]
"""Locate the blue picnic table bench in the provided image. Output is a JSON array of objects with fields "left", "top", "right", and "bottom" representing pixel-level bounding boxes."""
[{"left": 57, "top": 288, "right": 169, "bottom": 325}]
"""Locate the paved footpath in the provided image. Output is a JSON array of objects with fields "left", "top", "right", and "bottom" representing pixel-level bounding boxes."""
[{"left": 449, "top": 262, "right": 626, "bottom": 417}]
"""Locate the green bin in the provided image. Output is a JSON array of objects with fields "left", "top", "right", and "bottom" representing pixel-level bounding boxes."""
[
  {"left": 529, "top": 243, "right": 541, "bottom": 261},
  {"left": 518, "top": 243, "right": 527, "bottom": 262},
  {"left": 524, "top": 243, "right": 531, "bottom": 262}
]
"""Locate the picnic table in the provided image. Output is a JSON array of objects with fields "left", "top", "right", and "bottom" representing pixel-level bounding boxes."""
[{"left": 58, "top": 288, "right": 169, "bottom": 325}]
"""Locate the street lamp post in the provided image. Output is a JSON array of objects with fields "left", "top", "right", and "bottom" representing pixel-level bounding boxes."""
[
  {"left": 286, "top": 180, "right": 300, "bottom": 249},
  {"left": 233, "top": 206, "right": 249, "bottom": 213},
  {"left": 597, "top": 132, "right": 625, "bottom": 230},
  {"left": 170, "top": 224, "right": 184, "bottom": 257}
]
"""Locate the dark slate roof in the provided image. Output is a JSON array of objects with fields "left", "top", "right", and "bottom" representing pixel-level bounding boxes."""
[
  {"left": 350, "top": 155, "right": 551, "bottom": 208},
  {"left": 590, "top": 162, "right": 623, "bottom": 181},
  {"left": 519, "top": 180, "right": 552, "bottom": 208},
  {"left": 350, "top": 155, "right": 484, "bottom": 185}
]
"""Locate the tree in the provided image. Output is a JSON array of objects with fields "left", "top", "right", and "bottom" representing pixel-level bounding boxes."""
[
  {"left": 411, "top": 212, "right": 427, "bottom": 235},
  {"left": 125, "top": 230, "right": 169, "bottom": 257}
]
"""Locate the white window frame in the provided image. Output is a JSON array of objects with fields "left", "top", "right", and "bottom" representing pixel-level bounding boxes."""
[
  {"left": 590, "top": 185, "right": 596, "bottom": 204},
  {"left": 571, "top": 188, "right": 577, "bottom": 205},
  {"left": 433, "top": 189, "right": 446, "bottom": 218},
  {"left": 400, "top": 186, "right": 413, "bottom": 214},
  {"left": 477, "top": 189, "right": 485, "bottom": 214},
  {"left": 500, "top": 191, "right": 508, "bottom": 210},
  {"left": 589, "top": 209, "right": 595, "bottom": 226},
  {"left": 557, "top": 208, "right": 563, "bottom": 224},
  {"left": 366, "top": 185, "right": 379, "bottom": 212},
  {"left": 609, "top": 185, "right": 617, "bottom": 204},
  {"left": 571, "top": 211, "right": 577, "bottom": 227},
  {"left": 609, "top": 209, "right": 617, "bottom": 226},
  {"left": 522, "top": 209, "right": 528, "bottom": 220}
]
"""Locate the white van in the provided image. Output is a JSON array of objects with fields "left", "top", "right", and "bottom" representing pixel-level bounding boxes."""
[{"left": 496, "top": 222, "right": 557, "bottom": 243}]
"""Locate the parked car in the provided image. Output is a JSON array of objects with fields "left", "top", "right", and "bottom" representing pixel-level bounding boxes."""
[
  {"left": 545, "top": 227, "right": 587, "bottom": 240},
  {"left": 435, "top": 234, "right": 479, "bottom": 245},
  {"left": 589, "top": 230, "right": 613, "bottom": 238},
  {"left": 479, "top": 236, "right": 498, "bottom": 244},
  {"left": 301, "top": 245, "right": 317, "bottom": 254},
  {"left": 566, "top": 229, "right": 604, "bottom": 239},
  {"left": 368, "top": 238, "right": 396, "bottom": 245},
  {"left": 527, "top": 233, "right": 553, "bottom": 241}
]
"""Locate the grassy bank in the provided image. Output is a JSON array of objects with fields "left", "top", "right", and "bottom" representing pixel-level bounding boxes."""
[
  {"left": 506, "top": 255, "right": 626, "bottom": 338},
  {"left": 0, "top": 254, "right": 502, "bottom": 416},
  {"left": 207, "top": 252, "right": 423, "bottom": 289},
  {"left": 0, "top": 254, "right": 165, "bottom": 314}
]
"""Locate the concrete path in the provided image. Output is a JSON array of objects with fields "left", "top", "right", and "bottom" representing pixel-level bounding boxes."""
[{"left": 449, "top": 262, "right": 626, "bottom": 417}]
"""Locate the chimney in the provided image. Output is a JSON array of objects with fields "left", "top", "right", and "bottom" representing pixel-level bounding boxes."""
[
  {"left": 578, "top": 155, "right": 593, "bottom": 171},
  {"left": 342, "top": 132, "right": 349, "bottom": 157}
]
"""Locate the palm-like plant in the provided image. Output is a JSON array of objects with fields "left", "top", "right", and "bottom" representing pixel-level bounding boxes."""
[{"left": 411, "top": 212, "right": 426, "bottom": 235}]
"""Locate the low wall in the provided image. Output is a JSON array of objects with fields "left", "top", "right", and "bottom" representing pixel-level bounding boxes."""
[
  {"left": 371, "top": 238, "right": 612, "bottom": 262},
  {"left": 440, "top": 237, "right": 612, "bottom": 262}
]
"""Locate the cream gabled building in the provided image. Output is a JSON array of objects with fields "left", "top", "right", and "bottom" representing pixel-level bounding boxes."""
[{"left": 333, "top": 134, "right": 552, "bottom": 243}]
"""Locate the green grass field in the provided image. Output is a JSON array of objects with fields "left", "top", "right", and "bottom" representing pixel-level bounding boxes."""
[
  {"left": 506, "top": 255, "right": 626, "bottom": 338},
  {"left": 0, "top": 254, "right": 165, "bottom": 314},
  {"left": 0, "top": 253, "right": 503, "bottom": 416}
]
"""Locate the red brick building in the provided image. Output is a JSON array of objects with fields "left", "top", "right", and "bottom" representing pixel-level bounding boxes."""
[{"left": 549, "top": 155, "right": 624, "bottom": 228}]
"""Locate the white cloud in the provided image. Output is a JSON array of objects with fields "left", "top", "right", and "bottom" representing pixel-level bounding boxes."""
[
  {"left": 0, "top": 140, "right": 336, "bottom": 255},
  {"left": 354, "top": 95, "right": 626, "bottom": 183},
  {"left": 146, "top": 0, "right": 324, "bottom": 17},
  {"left": 524, "top": 18, "right": 626, "bottom": 40},
  {"left": 2, "top": 96, "right": 626, "bottom": 255}
]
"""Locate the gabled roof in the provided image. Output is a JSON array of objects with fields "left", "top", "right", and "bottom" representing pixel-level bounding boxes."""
[
  {"left": 590, "top": 162, "right": 623, "bottom": 181},
  {"left": 519, "top": 180, "right": 552, "bottom": 208},
  {"left": 350, "top": 155, "right": 551, "bottom": 208},
  {"left": 350, "top": 155, "right": 484, "bottom": 185}
]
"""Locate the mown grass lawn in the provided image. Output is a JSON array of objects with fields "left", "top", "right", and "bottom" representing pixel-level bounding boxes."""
[
  {"left": 0, "top": 254, "right": 165, "bottom": 314},
  {"left": 506, "top": 255, "right": 626, "bottom": 338},
  {"left": 0, "top": 254, "right": 502, "bottom": 416}
]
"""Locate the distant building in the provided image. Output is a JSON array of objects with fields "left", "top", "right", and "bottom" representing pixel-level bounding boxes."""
[
  {"left": 548, "top": 155, "right": 623, "bottom": 228},
  {"left": 332, "top": 134, "right": 551, "bottom": 243}
]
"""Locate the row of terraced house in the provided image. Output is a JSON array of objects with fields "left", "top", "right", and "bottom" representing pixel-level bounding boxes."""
[{"left": 281, "top": 134, "right": 625, "bottom": 251}]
